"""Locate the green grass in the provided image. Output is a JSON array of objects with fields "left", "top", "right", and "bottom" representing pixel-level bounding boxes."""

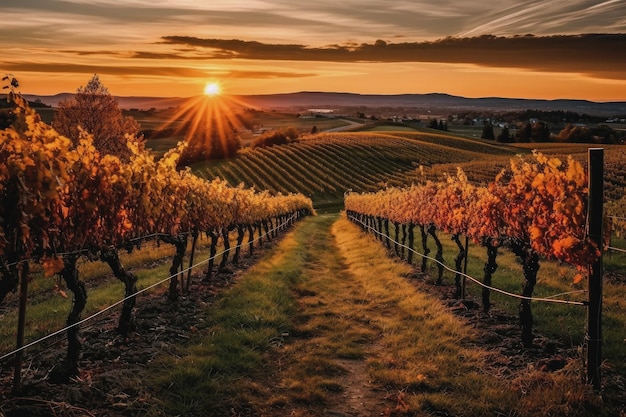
[
  {"left": 331, "top": 218, "right": 519, "bottom": 416},
  {"left": 349, "top": 121, "right": 420, "bottom": 132},
  {"left": 0, "top": 236, "right": 225, "bottom": 355},
  {"left": 141, "top": 215, "right": 611, "bottom": 416},
  {"left": 359, "top": 125, "right": 418, "bottom": 131},
  {"left": 378, "top": 219, "right": 625, "bottom": 413},
  {"left": 242, "top": 111, "right": 351, "bottom": 132},
  {"left": 143, "top": 215, "right": 320, "bottom": 416}
]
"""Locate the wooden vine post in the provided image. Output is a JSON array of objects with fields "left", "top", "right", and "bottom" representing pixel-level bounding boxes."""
[
  {"left": 462, "top": 236, "right": 469, "bottom": 299},
  {"left": 13, "top": 261, "right": 29, "bottom": 394},
  {"left": 587, "top": 148, "right": 603, "bottom": 390}
]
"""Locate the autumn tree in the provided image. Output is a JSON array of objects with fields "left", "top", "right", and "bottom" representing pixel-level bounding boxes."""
[
  {"left": 177, "top": 116, "right": 241, "bottom": 166},
  {"left": 555, "top": 123, "right": 620, "bottom": 144},
  {"left": 515, "top": 122, "right": 532, "bottom": 142},
  {"left": 0, "top": 108, "right": 14, "bottom": 130},
  {"left": 53, "top": 74, "right": 141, "bottom": 159},
  {"left": 496, "top": 126, "right": 512, "bottom": 143},
  {"left": 531, "top": 120, "right": 552, "bottom": 142},
  {"left": 1, "top": 75, "right": 19, "bottom": 129}
]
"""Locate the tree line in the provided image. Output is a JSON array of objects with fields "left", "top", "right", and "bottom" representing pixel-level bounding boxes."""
[{"left": 481, "top": 120, "right": 623, "bottom": 144}]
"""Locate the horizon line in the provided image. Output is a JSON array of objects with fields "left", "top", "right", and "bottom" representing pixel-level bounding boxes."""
[{"left": 14, "top": 90, "right": 626, "bottom": 104}]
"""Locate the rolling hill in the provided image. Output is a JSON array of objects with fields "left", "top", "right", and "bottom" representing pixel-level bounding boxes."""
[
  {"left": 189, "top": 130, "right": 626, "bottom": 210},
  {"left": 190, "top": 131, "right": 518, "bottom": 208},
  {"left": 19, "top": 92, "right": 626, "bottom": 116}
]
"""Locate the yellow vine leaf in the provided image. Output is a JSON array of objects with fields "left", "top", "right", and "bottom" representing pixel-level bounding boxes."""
[
  {"left": 566, "top": 159, "right": 586, "bottom": 186},
  {"left": 122, "top": 218, "right": 133, "bottom": 231},
  {"left": 547, "top": 157, "right": 562, "bottom": 169},
  {"left": 42, "top": 256, "right": 65, "bottom": 278},
  {"left": 529, "top": 226, "right": 543, "bottom": 241},
  {"left": 53, "top": 284, "right": 68, "bottom": 299}
]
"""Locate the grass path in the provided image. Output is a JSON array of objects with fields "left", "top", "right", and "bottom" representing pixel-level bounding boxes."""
[{"left": 146, "top": 214, "right": 601, "bottom": 417}]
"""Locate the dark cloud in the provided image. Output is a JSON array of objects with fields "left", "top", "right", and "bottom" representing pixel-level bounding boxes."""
[
  {"left": 160, "top": 34, "right": 626, "bottom": 80},
  {"left": 2, "top": 61, "right": 315, "bottom": 79},
  {"left": 130, "top": 50, "right": 238, "bottom": 60},
  {"left": 59, "top": 50, "right": 125, "bottom": 57}
]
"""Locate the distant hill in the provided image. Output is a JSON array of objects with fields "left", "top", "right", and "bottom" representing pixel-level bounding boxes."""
[
  {"left": 18, "top": 91, "right": 626, "bottom": 116},
  {"left": 239, "top": 92, "right": 626, "bottom": 116}
]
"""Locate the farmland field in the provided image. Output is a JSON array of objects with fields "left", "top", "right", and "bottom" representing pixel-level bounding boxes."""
[{"left": 188, "top": 131, "right": 522, "bottom": 211}]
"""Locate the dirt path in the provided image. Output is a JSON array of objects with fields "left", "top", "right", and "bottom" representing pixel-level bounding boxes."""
[{"left": 253, "top": 213, "right": 394, "bottom": 416}]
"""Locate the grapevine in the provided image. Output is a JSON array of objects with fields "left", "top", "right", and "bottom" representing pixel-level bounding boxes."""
[
  {"left": 1, "top": 93, "right": 314, "bottom": 383},
  {"left": 606, "top": 193, "right": 626, "bottom": 241},
  {"left": 345, "top": 151, "right": 599, "bottom": 347}
]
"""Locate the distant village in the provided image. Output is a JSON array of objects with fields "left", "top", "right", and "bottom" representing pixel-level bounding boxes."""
[{"left": 297, "top": 106, "right": 626, "bottom": 144}]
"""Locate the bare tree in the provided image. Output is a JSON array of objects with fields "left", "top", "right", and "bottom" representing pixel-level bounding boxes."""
[{"left": 53, "top": 74, "right": 141, "bottom": 159}]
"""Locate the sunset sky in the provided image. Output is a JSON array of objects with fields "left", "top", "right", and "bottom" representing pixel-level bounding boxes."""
[{"left": 2, "top": 0, "right": 626, "bottom": 101}]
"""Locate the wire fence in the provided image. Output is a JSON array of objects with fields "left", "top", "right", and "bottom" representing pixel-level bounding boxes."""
[
  {"left": 347, "top": 214, "right": 588, "bottom": 307},
  {"left": 2, "top": 232, "right": 199, "bottom": 270},
  {"left": 607, "top": 246, "right": 626, "bottom": 254},
  {"left": 0, "top": 212, "right": 619, "bottom": 366},
  {"left": 0, "top": 214, "right": 298, "bottom": 363},
  {"left": 607, "top": 215, "right": 626, "bottom": 254}
]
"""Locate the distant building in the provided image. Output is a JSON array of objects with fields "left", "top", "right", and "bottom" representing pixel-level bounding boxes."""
[{"left": 304, "top": 108, "right": 335, "bottom": 118}]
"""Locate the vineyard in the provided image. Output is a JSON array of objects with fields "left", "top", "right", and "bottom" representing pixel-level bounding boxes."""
[
  {"left": 0, "top": 93, "right": 314, "bottom": 385},
  {"left": 345, "top": 152, "right": 599, "bottom": 347},
  {"left": 190, "top": 131, "right": 626, "bottom": 209},
  {"left": 1, "top": 92, "right": 626, "bottom": 416},
  {"left": 192, "top": 131, "right": 519, "bottom": 201}
]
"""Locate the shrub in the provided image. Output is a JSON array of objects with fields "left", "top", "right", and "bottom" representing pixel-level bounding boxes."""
[{"left": 252, "top": 127, "right": 299, "bottom": 148}]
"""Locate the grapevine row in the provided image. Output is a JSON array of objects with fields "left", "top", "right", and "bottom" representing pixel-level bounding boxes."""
[
  {"left": 0, "top": 93, "right": 314, "bottom": 381},
  {"left": 345, "top": 152, "right": 600, "bottom": 347}
]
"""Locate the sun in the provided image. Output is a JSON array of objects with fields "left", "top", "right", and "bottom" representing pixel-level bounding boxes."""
[{"left": 204, "top": 82, "right": 221, "bottom": 96}]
